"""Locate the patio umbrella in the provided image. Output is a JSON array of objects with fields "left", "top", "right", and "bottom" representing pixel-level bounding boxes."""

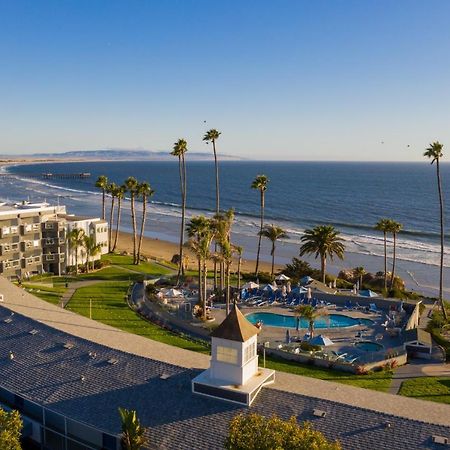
[
  {"left": 286, "top": 281, "right": 292, "bottom": 293},
  {"left": 285, "top": 329, "right": 291, "bottom": 343},
  {"left": 300, "top": 275, "right": 314, "bottom": 285},
  {"left": 359, "top": 289, "right": 378, "bottom": 298},
  {"left": 165, "top": 288, "right": 183, "bottom": 298},
  {"left": 275, "top": 274, "right": 290, "bottom": 281},
  {"left": 306, "top": 287, "right": 312, "bottom": 300},
  {"left": 310, "top": 334, "right": 334, "bottom": 346},
  {"left": 242, "top": 281, "right": 259, "bottom": 290}
]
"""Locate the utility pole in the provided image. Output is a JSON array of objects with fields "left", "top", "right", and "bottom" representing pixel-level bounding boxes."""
[{"left": 89, "top": 298, "right": 92, "bottom": 320}]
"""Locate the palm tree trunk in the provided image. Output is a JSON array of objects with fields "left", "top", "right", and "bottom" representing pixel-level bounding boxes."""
[
  {"left": 112, "top": 197, "right": 122, "bottom": 252},
  {"left": 271, "top": 242, "right": 275, "bottom": 278},
  {"left": 75, "top": 245, "right": 78, "bottom": 274},
  {"left": 130, "top": 193, "right": 137, "bottom": 264},
  {"left": 137, "top": 194, "right": 147, "bottom": 264},
  {"left": 309, "top": 321, "right": 314, "bottom": 340},
  {"left": 220, "top": 261, "right": 224, "bottom": 300},
  {"left": 436, "top": 160, "right": 448, "bottom": 320},
  {"left": 237, "top": 256, "right": 242, "bottom": 297},
  {"left": 213, "top": 139, "right": 220, "bottom": 293},
  {"left": 390, "top": 233, "right": 397, "bottom": 289},
  {"left": 203, "top": 262, "right": 208, "bottom": 320},
  {"left": 102, "top": 189, "right": 106, "bottom": 220},
  {"left": 176, "top": 155, "right": 186, "bottom": 285},
  {"left": 383, "top": 231, "right": 387, "bottom": 291},
  {"left": 255, "top": 190, "right": 264, "bottom": 275},
  {"left": 226, "top": 263, "right": 231, "bottom": 315},
  {"left": 197, "top": 258, "right": 202, "bottom": 308},
  {"left": 321, "top": 255, "right": 326, "bottom": 283},
  {"left": 108, "top": 196, "right": 115, "bottom": 253}
]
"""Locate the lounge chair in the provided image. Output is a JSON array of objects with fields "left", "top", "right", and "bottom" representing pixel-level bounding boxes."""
[
  {"left": 369, "top": 303, "right": 379, "bottom": 313},
  {"left": 345, "top": 355, "right": 360, "bottom": 364}
]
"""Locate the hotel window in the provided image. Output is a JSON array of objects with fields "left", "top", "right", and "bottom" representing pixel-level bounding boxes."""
[
  {"left": 11, "top": 243, "right": 19, "bottom": 251},
  {"left": 10, "top": 226, "right": 18, "bottom": 234},
  {"left": 216, "top": 346, "right": 238, "bottom": 364},
  {"left": 12, "top": 260, "right": 20, "bottom": 267},
  {"left": 244, "top": 342, "right": 256, "bottom": 363},
  {"left": 2, "top": 227, "right": 10, "bottom": 236}
]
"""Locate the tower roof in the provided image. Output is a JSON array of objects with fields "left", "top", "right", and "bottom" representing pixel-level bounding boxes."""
[{"left": 210, "top": 306, "right": 259, "bottom": 342}]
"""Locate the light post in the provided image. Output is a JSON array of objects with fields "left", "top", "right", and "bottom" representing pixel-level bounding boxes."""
[{"left": 89, "top": 297, "right": 92, "bottom": 319}]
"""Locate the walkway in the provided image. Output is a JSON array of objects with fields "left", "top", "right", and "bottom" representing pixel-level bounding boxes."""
[
  {"left": 60, "top": 280, "right": 102, "bottom": 308},
  {"left": 1, "top": 275, "right": 450, "bottom": 427}
]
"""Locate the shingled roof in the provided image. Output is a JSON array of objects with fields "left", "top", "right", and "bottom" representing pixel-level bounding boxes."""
[{"left": 210, "top": 306, "right": 259, "bottom": 342}]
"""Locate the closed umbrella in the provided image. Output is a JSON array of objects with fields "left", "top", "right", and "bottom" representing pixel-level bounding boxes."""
[
  {"left": 307, "top": 287, "right": 312, "bottom": 300},
  {"left": 286, "top": 281, "right": 292, "bottom": 293}
]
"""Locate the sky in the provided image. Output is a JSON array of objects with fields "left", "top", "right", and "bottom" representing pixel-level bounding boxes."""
[{"left": 1, "top": 0, "right": 450, "bottom": 161}]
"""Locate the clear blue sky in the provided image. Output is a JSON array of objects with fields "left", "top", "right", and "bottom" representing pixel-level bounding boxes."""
[{"left": 1, "top": 0, "right": 450, "bottom": 160}]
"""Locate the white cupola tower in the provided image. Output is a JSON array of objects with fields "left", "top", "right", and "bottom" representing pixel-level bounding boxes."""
[{"left": 192, "top": 306, "right": 275, "bottom": 406}]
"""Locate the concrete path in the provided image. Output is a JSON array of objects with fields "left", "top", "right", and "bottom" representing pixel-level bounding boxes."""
[
  {"left": 1, "top": 275, "right": 450, "bottom": 427},
  {"left": 60, "top": 280, "right": 102, "bottom": 308}
]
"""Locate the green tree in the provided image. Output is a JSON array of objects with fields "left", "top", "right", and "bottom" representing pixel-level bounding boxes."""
[
  {"left": 294, "top": 305, "right": 328, "bottom": 339},
  {"left": 375, "top": 218, "right": 392, "bottom": 291},
  {"left": 251, "top": 174, "right": 269, "bottom": 276},
  {"left": 95, "top": 175, "right": 108, "bottom": 220},
  {"left": 107, "top": 182, "right": 118, "bottom": 252},
  {"left": 67, "top": 228, "right": 86, "bottom": 274},
  {"left": 424, "top": 141, "right": 448, "bottom": 320},
  {"left": 259, "top": 224, "right": 288, "bottom": 278},
  {"left": 118, "top": 407, "right": 147, "bottom": 450},
  {"left": 299, "top": 225, "right": 345, "bottom": 283},
  {"left": 225, "top": 413, "right": 341, "bottom": 450},
  {"left": 125, "top": 177, "right": 139, "bottom": 264},
  {"left": 84, "top": 235, "right": 101, "bottom": 272},
  {"left": 171, "top": 138, "right": 188, "bottom": 285},
  {"left": 112, "top": 185, "right": 126, "bottom": 252},
  {"left": 283, "top": 258, "right": 315, "bottom": 281},
  {"left": 0, "top": 407, "right": 23, "bottom": 450},
  {"left": 353, "top": 266, "right": 366, "bottom": 290},
  {"left": 387, "top": 219, "right": 403, "bottom": 289},
  {"left": 136, "top": 181, "right": 155, "bottom": 264}
]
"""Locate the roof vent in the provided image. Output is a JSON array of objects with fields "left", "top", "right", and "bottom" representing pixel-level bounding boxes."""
[
  {"left": 29, "top": 329, "right": 38, "bottom": 335},
  {"left": 312, "top": 409, "right": 327, "bottom": 418},
  {"left": 3, "top": 318, "right": 12, "bottom": 324},
  {"left": 107, "top": 358, "right": 118, "bottom": 365},
  {"left": 160, "top": 372, "right": 171, "bottom": 380},
  {"left": 80, "top": 375, "right": 85, "bottom": 382},
  {"left": 432, "top": 435, "right": 449, "bottom": 445},
  {"left": 63, "top": 343, "right": 74, "bottom": 349},
  {"left": 9, "top": 351, "right": 14, "bottom": 360}
]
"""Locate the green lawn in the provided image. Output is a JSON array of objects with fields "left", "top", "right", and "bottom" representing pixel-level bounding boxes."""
[
  {"left": 398, "top": 377, "right": 450, "bottom": 404},
  {"left": 264, "top": 355, "right": 393, "bottom": 392},
  {"left": 22, "top": 283, "right": 67, "bottom": 305},
  {"left": 66, "top": 281, "right": 208, "bottom": 353},
  {"left": 101, "top": 254, "right": 174, "bottom": 276}
]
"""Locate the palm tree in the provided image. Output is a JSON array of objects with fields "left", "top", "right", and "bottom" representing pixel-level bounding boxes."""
[
  {"left": 375, "top": 218, "right": 391, "bottom": 290},
  {"left": 300, "top": 225, "right": 345, "bottom": 283},
  {"left": 125, "top": 177, "right": 138, "bottom": 264},
  {"left": 251, "top": 174, "right": 269, "bottom": 276},
  {"left": 95, "top": 175, "right": 108, "bottom": 220},
  {"left": 67, "top": 228, "right": 86, "bottom": 274},
  {"left": 259, "top": 224, "right": 288, "bottom": 278},
  {"left": 84, "top": 235, "right": 101, "bottom": 272},
  {"left": 353, "top": 266, "right": 366, "bottom": 290},
  {"left": 203, "top": 128, "right": 221, "bottom": 290},
  {"left": 234, "top": 245, "right": 243, "bottom": 294},
  {"left": 112, "top": 185, "right": 126, "bottom": 252},
  {"left": 424, "top": 141, "right": 448, "bottom": 320},
  {"left": 136, "top": 182, "right": 154, "bottom": 265},
  {"left": 118, "top": 407, "right": 147, "bottom": 450},
  {"left": 294, "top": 305, "right": 328, "bottom": 340},
  {"left": 388, "top": 220, "right": 403, "bottom": 289},
  {"left": 171, "top": 138, "right": 188, "bottom": 285},
  {"left": 107, "top": 182, "right": 118, "bottom": 253}
]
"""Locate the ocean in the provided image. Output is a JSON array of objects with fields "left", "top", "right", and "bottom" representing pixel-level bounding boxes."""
[{"left": 2, "top": 160, "right": 450, "bottom": 296}]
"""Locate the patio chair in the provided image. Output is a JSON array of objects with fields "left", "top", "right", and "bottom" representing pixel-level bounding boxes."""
[{"left": 369, "top": 303, "right": 379, "bottom": 313}]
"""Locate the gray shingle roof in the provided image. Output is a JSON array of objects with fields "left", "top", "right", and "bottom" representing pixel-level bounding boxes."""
[
  {"left": 0, "top": 306, "right": 448, "bottom": 450},
  {"left": 210, "top": 306, "right": 259, "bottom": 342}
]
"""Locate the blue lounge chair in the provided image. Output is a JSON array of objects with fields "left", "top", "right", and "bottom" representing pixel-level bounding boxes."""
[{"left": 369, "top": 303, "right": 378, "bottom": 313}]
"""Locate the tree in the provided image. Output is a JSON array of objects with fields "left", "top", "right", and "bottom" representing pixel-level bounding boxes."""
[
  {"left": 125, "top": 177, "right": 139, "bottom": 264},
  {"left": 118, "top": 407, "right": 147, "bottom": 450},
  {"left": 225, "top": 413, "right": 341, "bottom": 450},
  {"left": 299, "top": 225, "right": 345, "bottom": 283},
  {"left": 387, "top": 219, "right": 402, "bottom": 289},
  {"left": 203, "top": 128, "right": 221, "bottom": 290},
  {"left": 375, "top": 218, "right": 391, "bottom": 291},
  {"left": 353, "top": 266, "right": 366, "bottom": 290},
  {"left": 107, "top": 182, "right": 118, "bottom": 252},
  {"left": 283, "top": 258, "right": 315, "bottom": 281},
  {"left": 424, "top": 141, "right": 448, "bottom": 320},
  {"left": 259, "top": 224, "right": 288, "bottom": 278},
  {"left": 294, "top": 305, "right": 328, "bottom": 340},
  {"left": 251, "top": 174, "right": 269, "bottom": 276},
  {"left": 234, "top": 245, "right": 243, "bottom": 293},
  {"left": 67, "top": 228, "right": 86, "bottom": 274},
  {"left": 0, "top": 407, "right": 22, "bottom": 450},
  {"left": 84, "top": 235, "right": 101, "bottom": 272},
  {"left": 136, "top": 181, "right": 154, "bottom": 265},
  {"left": 112, "top": 185, "right": 126, "bottom": 252},
  {"left": 95, "top": 175, "right": 108, "bottom": 220},
  {"left": 172, "top": 138, "right": 188, "bottom": 285}
]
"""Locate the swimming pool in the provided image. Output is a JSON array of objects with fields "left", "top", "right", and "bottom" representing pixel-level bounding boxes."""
[
  {"left": 246, "top": 312, "right": 373, "bottom": 329},
  {"left": 354, "top": 341, "right": 384, "bottom": 352}
]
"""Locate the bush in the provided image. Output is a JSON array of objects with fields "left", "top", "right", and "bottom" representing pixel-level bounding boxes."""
[
  {"left": 299, "top": 341, "right": 322, "bottom": 352},
  {"left": 0, "top": 407, "right": 22, "bottom": 450},
  {"left": 225, "top": 413, "right": 341, "bottom": 450}
]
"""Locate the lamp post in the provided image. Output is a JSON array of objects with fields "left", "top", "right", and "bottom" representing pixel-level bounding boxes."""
[{"left": 89, "top": 297, "right": 92, "bottom": 320}]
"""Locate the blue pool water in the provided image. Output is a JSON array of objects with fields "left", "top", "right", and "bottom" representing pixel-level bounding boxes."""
[
  {"left": 354, "top": 341, "right": 384, "bottom": 352},
  {"left": 246, "top": 312, "right": 373, "bottom": 329}
]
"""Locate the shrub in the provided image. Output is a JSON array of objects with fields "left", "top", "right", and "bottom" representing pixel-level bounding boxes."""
[
  {"left": 299, "top": 341, "right": 322, "bottom": 352},
  {"left": 0, "top": 407, "right": 22, "bottom": 450},
  {"left": 225, "top": 413, "right": 341, "bottom": 450},
  {"left": 355, "top": 365, "right": 369, "bottom": 375}
]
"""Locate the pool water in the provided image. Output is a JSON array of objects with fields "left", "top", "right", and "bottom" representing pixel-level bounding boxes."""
[
  {"left": 246, "top": 312, "right": 373, "bottom": 329},
  {"left": 354, "top": 341, "right": 384, "bottom": 352}
]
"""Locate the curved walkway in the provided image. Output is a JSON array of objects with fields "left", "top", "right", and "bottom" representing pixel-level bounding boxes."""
[{"left": 1, "top": 275, "right": 450, "bottom": 427}]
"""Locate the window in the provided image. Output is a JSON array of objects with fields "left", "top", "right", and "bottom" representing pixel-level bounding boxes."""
[
  {"left": 244, "top": 342, "right": 256, "bottom": 364},
  {"left": 216, "top": 346, "right": 238, "bottom": 364},
  {"left": 11, "top": 243, "right": 19, "bottom": 251},
  {"left": 10, "top": 226, "right": 18, "bottom": 234},
  {"left": 2, "top": 227, "right": 10, "bottom": 236}
]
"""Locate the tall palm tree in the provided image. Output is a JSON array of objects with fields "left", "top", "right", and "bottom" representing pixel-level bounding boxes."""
[
  {"left": 388, "top": 220, "right": 403, "bottom": 289},
  {"left": 300, "top": 225, "right": 345, "bottom": 283},
  {"left": 67, "top": 228, "right": 86, "bottom": 274},
  {"left": 259, "top": 224, "right": 288, "bottom": 278},
  {"left": 203, "top": 128, "right": 221, "bottom": 290},
  {"left": 136, "top": 182, "right": 154, "bottom": 265},
  {"left": 118, "top": 407, "right": 147, "bottom": 450},
  {"left": 125, "top": 177, "right": 138, "bottom": 264},
  {"left": 84, "top": 235, "right": 101, "bottom": 272},
  {"left": 375, "top": 218, "right": 391, "bottom": 290},
  {"left": 112, "top": 185, "right": 126, "bottom": 252},
  {"left": 107, "top": 182, "right": 118, "bottom": 253},
  {"left": 424, "top": 141, "right": 448, "bottom": 320},
  {"left": 251, "top": 174, "right": 269, "bottom": 276},
  {"left": 234, "top": 245, "right": 243, "bottom": 294},
  {"left": 95, "top": 175, "right": 108, "bottom": 220},
  {"left": 294, "top": 305, "right": 328, "bottom": 340},
  {"left": 353, "top": 266, "right": 366, "bottom": 290},
  {"left": 171, "top": 138, "right": 188, "bottom": 285}
]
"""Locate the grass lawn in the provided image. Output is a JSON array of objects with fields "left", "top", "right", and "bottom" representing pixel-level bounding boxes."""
[
  {"left": 101, "top": 254, "right": 174, "bottom": 276},
  {"left": 264, "top": 355, "right": 393, "bottom": 392},
  {"left": 398, "top": 377, "right": 450, "bottom": 404},
  {"left": 21, "top": 283, "right": 67, "bottom": 305},
  {"left": 66, "top": 281, "right": 208, "bottom": 353}
]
